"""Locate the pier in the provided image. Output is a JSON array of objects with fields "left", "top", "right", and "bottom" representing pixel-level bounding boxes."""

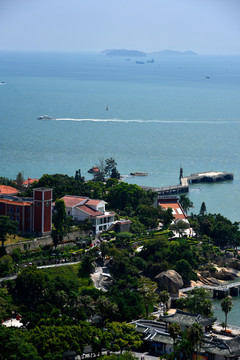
[
  {"left": 141, "top": 171, "right": 233, "bottom": 195},
  {"left": 180, "top": 281, "right": 240, "bottom": 299}
]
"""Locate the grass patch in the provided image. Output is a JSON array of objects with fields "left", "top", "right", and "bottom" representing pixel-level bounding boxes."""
[
  {"left": 38, "top": 264, "right": 92, "bottom": 287},
  {"left": 5, "top": 234, "right": 34, "bottom": 245}
]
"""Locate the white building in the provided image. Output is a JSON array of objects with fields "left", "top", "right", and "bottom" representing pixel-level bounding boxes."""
[{"left": 59, "top": 195, "right": 115, "bottom": 234}]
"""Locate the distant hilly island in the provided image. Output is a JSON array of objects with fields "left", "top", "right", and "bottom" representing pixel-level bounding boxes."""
[{"left": 103, "top": 49, "right": 197, "bottom": 57}]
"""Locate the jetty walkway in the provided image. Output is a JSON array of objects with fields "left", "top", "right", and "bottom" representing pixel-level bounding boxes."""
[
  {"left": 180, "top": 280, "right": 240, "bottom": 299},
  {"left": 141, "top": 171, "right": 233, "bottom": 195}
]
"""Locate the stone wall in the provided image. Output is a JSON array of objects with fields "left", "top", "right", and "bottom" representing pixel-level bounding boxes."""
[{"left": 6, "top": 230, "right": 81, "bottom": 254}]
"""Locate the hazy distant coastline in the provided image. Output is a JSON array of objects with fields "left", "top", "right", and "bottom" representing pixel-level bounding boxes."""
[{"left": 103, "top": 49, "right": 197, "bottom": 57}]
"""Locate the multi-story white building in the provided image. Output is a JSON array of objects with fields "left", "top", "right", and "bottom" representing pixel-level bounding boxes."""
[{"left": 58, "top": 195, "right": 115, "bottom": 234}]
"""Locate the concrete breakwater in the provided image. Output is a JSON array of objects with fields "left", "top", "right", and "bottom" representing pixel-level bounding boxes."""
[{"left": 141, "top": 171, "right": 234, "bottom": 195}]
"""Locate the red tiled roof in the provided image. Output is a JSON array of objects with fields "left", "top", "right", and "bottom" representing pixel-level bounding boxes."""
[
  {"left": 23, "top": 178, "right": 39, "bottom": 186},
  {"left": 0, "top": 185, "right": 19, "bottom": 195},
  {"left": 60, "top": 195, "right": 88, "bottom": 208},
  {"left": 0, "top": 198, "right": 32, "bottom": 206},
  {"left": 76, "top": 204, "right": 103, "bottom": 217},
  {"left": 87, "top": 199, "right": 103, "bottom": 206},
  {"left": 158, "top": 200, "right": 187, "bottom": 220}
]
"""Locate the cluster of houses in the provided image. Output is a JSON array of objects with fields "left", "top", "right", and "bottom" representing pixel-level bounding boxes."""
[
  {"left": 0, "top": 182, "right": 191, "bottom": 237},
  {"left": 0, "top": 186, "right": 117, "bottom": 236},
  {"left": 133, "top": 310, "right": 240, "bottom": 359}
]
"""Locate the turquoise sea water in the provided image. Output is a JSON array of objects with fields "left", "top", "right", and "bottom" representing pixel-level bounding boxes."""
[
  {"left": 1, "top": 52, "right": 240, "bottom": 324},
  {"left": 1, "top": 52, "right": 240, "bottom": 220}
]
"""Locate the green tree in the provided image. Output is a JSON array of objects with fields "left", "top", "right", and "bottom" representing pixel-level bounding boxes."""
[
  {"left": 175, "top": 259, "right": 194, "bottom": 284},
  {"left": 51, "top": 199, "right": 71, "bottom": 248},
  {"left": 26, "top": 324, "right": 92, "bottom": 359},
  {"left": 199, "top": 202, "right": 207, "bottom": 216},
  {"left": 0, "top": 288, "right": 15, "bottom": 322},
  {"left": 179, "top": 194, "right": 193, "bottom": 214},
  {"left": 137, "top": 277, "right": 159, "bottom": 318},
  {"left": 91, "top": 327, "right": 109, "bottom": 357},
  {"left": 221, "top": 295, "right": 233, "bottom": 331},
  {"left": 95, "top": 296, "right": 118, "bottom": 327},
  {"left": 107, "top": 182, "right": 149, "bottom": 212},
  {"left": 174, "top": 323, "right": 203, "bottom": 360},
  {"left": 168, "top": 322, "right": 181, "bottom": 345},
  {"left": 159, "top": 207, "right": 174, "bottom": 228},
  {"left": 176, "top": 288, "right": 213, "bottom": 317},
  {"left": 0, "top": 216, "right": 18, "bottom": 253},
  {"left": 187, "top": 323, "right": 204, "bottom": 358},
  {"left": 15, "top": 265, "right": 48, "bottom": 309},
  {"left": 130, "top": 218, "right": 145, "bottom": 235},
  {"left": 170, "top": 219, "right": 190, "bottom": 237},
  {"left": 106, "top": 322, "right": 143, "bottom": 354},
  {"left": 75, "top": 168, "right": 84, "bottom": 182},
  {"left": 104, "top": 157, "right": 117, "bottom": 177},
  {"left": 0, "top": 254, "right": 15, "bottom": 277},
  {"left": 16, "top": 171, "right": 24, "bottom": 191},
  {"left": 159, "top": 290, "right": 170, "bottom": 313},
  {"left": 0, "top": 326, "right": 40, "bottom": 360},
  {"left": 78, "top": 253, "right": 95, "bottom": 277}
]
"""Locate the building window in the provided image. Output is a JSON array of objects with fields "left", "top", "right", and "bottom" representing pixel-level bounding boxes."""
[{"left": 46, "top": 202, "right": 49, "bottom": 207}]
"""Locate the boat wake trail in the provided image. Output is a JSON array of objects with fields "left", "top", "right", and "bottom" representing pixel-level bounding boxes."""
[{"left": 54, "top": 118, "right": 239, "bottom": 124}]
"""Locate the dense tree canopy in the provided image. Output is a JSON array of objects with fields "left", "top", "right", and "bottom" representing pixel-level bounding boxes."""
[
  {"left": 51, "top": 199, "right": 71, "bottom": 248},
  {"left": 0, "top": 216, "right": 18, "bottom": 254}
]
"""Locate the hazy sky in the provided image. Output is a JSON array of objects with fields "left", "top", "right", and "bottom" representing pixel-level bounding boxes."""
[{"left": 0, "top": 0, "right": 240, "bottom": 54}]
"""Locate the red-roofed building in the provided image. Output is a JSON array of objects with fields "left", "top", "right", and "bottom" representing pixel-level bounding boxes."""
[
  {"left": 0, "top": 188, "right": 52, "bottom": 235},
  {"left": 23, "top": 178, "right": 39, "bottom": 187},
  {"left": 59, "top": 195, "right": 115, "bottom": 234},
  {"left": 157, "top": 196, "right": 193, "bottom": 236},
  {"left": 0, "top": 185, "right": 19, "bottom": 196},
  {"left": 157, "top": 196, "right": 187, "bottom": 221}
]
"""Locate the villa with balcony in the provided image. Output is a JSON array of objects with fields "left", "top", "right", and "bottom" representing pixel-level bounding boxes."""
[{"left": 58, "top": 195, "right": 115, "bottom": 234}]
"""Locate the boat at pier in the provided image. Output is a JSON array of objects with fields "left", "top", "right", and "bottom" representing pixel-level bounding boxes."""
[{"left": 130, "top": 172, "right": 148, "bottom": 176}]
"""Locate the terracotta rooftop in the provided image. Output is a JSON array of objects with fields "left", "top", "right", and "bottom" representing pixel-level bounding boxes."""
[
  {"left": 76, "top": 204, "right": 103, "bottom": 217},
  {"left": 23, "top": 178, "right": 39, "bottom": 186},
  {"left": 0, "top": 198, "right": 32, "bottom": 206},
  {"left": 60, "top": 195, "right": 88, "bottom": 208},
  {"left": 0, "top": 185, "right": 19, "bottom": 195},
  {"left": 158, "top": 199, "right": 187, "bottom": 220},
  {"left": 87, "top": 199, "right": 103, "bottom": 206}
]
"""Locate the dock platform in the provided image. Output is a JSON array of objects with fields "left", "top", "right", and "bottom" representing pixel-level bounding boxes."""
[
  {"left": 141, "top": 171, "right": 233, "bottom": 195},
  {"left": 180, "top": 280, "right": 240, "bottom": 299}
]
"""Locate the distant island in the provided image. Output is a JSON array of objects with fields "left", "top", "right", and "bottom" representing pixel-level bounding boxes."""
[
  {"left": 103, "top": 49, "right": 146, "bottom": 57},
  {"left": 103, "top": 49, "right": 197, "bottom": 57}
]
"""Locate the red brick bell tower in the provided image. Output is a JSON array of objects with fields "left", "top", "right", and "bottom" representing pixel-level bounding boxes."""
[{"left": 33, "top": 188, "right": 52, "bottom": 236}]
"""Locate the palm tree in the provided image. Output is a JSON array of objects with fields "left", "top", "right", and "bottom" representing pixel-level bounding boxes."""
[
  {"left": 187, "top": 323, "right": 204, "bottom": 359},
  {"left": 221, "top": 295, "right": 233, "bottom": 331},
  {"left": 168, "top": 322, "right": 181, "bottom": 345},
  {"left": 179, "top": 194, "right": 193, "bottom": 214},
  {"left": 159, "top": 290, "right": 170, "bottom": 314}
]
